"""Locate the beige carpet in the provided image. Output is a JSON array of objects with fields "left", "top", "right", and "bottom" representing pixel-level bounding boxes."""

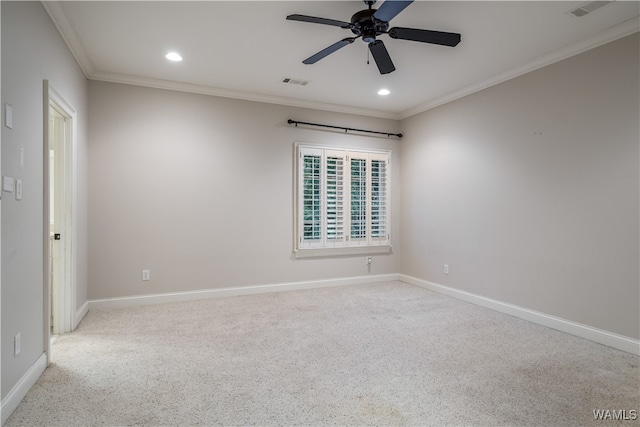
[{"left": 6, "top": 281, "right": 639, "bottom": 426}]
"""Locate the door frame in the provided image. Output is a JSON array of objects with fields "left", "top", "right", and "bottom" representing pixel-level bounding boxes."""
[{"left": 43, "top": 81, "right": 77, "bottom": 363}]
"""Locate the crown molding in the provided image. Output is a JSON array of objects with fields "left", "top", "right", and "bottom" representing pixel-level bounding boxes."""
[
  {"left": 42, "top": 0, "right": 398, "bottom": 119},
  {"left": 41, "top": 1, "right": 95, "bottom": 77},
  {"left": 89, "top": 71, "right": 402, "bottom": 120},
  {"left": 43, "top": 0, "right": 638, "bottom": 123},
  {"left": 37, "top": 0, "right": 394, "bottom": 120},
  {"left": 400, "top": 17, "right": 640, "bottom": 120}
]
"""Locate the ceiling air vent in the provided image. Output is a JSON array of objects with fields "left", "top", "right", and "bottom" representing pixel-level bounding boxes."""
[
  {"left": 282, "top": 77, "right": 310, "bottom": 86},
  {"left": 569, "top": 1, "right": 613, "bottom": 17}
]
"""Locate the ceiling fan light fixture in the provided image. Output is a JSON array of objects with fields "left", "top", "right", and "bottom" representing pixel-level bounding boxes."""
[
  {"left": 165, "top": 52, "right": 183, "bottom": 62},
  {"left": 378, "top": 88, "right": 390, "bottom": 96}
]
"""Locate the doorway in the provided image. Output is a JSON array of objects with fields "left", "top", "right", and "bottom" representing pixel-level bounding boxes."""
[{"left": 44, "top": 81, "right": 76, "bottom": 361}]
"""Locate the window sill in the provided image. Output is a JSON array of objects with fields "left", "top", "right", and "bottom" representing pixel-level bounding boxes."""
[{"left": 294, "top": 245, "right": 392, "bottom": 259}]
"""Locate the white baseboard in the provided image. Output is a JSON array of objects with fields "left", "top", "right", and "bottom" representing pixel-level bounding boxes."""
[
  {"left": 87, "top": 273, "right": 639, "bottom": 355},
  {"left": 88, "top": 274, "right": 400, "bottom": 310},
  {"left": 74, "top": 301, "right": 89, "bottom": 330},
  {"left": 400, "top": 274, "right": 640, "bottom": 356},
  {"left": 1, "top": 353, "right": 47, "bottom": 425}
]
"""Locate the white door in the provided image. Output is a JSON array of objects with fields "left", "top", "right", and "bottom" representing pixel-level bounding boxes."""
[
  {"left": 45, "top": 82, "right": 76, "bottom": 355},
  {"left": 49, "top": 103, "right": 68, "bottom": 335}
]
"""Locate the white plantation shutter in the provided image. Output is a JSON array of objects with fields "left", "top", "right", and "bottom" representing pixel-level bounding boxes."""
[
  {"left": 325, "top": 150, "right": 346, "bottom": 247},
  {"left": 295, "top": 144, "right": 390, "bottom": 256},
  {"left": 369, "top": 153, "right": 389, "bottom": 244},
  {"left": 349, "top": 153, "right": 368, "bottom": 244},
  {"left": 299, "top": 147, "right": 323, "bottom": 249}
]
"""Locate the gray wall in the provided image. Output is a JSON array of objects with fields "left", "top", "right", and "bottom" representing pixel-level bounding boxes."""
[
  {"left": 399, "top": 34, "right": 639, "bottom": 339},
  {"left": 1, "top": 1, "right": 89, "bottom": 398},
  {"left": 1, "top": 4, "right": 637, "bottom": 410},
  {"left": 88, "top": 81, "right": 400, "bottom": 300},
  {"left": 89, "top": 34, "right": 638, "bottom": 340}
]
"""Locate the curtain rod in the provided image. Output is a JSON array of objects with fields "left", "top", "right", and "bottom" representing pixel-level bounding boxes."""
[{"left": 287, "top": 119, "right": 402, "bottom": 139}]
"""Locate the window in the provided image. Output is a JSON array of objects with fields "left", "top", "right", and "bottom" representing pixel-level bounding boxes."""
[{"left": 295, "top": 144, "right": 391, "bottom": 257}]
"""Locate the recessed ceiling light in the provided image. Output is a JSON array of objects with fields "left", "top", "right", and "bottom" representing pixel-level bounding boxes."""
[
  {"left": 165, "top": 52, "right": 183, "bottom": 62},
  {"left": 378, "top": 89, "right": 390, "bottom": 96}
]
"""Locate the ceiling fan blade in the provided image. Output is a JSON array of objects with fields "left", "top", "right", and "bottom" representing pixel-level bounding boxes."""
[
  {"left": 368, "top": 40, "right": 395, "bottom": 74},
  {"left": 303, "top": 38, "right": 357, "bottom": 64},
  {"left": 286, "top": 14, "right": 352, "bottom": 29},
  {"left": 373, "top": 0, "right": 413, "bottom": 22},
  {"left": 389, "top": 27, "right": 461, "bottom": 47}
]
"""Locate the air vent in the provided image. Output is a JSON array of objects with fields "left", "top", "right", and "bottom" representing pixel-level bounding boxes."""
[
  {"left": 282, "top": 77, "right": 310, "bottom": 86},
  {"left": 569, "top": 1, "right": 613, "bottom": 17}
]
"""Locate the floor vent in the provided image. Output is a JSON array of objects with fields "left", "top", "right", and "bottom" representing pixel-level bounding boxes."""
[
  {"left": 282, "top": 77, "right": 310, "bottom": 86},
  {"left": 569, "top": 1, "right": 613, "bottom": 17}
]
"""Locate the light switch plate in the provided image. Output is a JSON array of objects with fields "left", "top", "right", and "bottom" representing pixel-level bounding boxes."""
[
  {"left": 15, "top": 179, "right": 22, "bottom": 200},
  {"left": 2, "top": 176, "right": 15, "bottom": 193},
  {"left": 5, "top": 104, "right": 13, "bottom": 129}
]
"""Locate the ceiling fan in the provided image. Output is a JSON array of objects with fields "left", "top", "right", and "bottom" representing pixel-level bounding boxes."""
[{"left": 287, "top": 0, "right": 461, "bottom": 75}]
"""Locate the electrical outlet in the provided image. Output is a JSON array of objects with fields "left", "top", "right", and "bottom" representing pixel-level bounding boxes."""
[
  {"left": 14, "top": 333, "right": 21, "bottom": 357},
  {"left": 142, "top": 269, "right": 151, "bottom": 281},
  {"left": 366, "top": 257, "right": 372, "bottom": 265},
  {"left": 444, "top": 264, "right": 449, "bottom": 275}
]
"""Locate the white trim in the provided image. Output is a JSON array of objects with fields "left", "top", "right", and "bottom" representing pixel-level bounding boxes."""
[
  {"left": 90, "top": 71, "right": 401, "bottom": 120},
  {"left": 74, "top": 300, "right": 89, "bottom": 329},
  {"left": 400, "top": 274, "right": 640, "bottom": 356},
  {"left": 42, "top": 79, "right": 51, "bottom": 366},
  {"left": 88, "top": 274, "right": 400, "bottom": 310},
  {"left": 294, "top": 144, "right": 392, "bottom": 255},
  {"left": 42, "top": 0, "right": 639, "bottom": 122},
  {"left": 40, "top": 1, "right": 95, "bottom": 77},
  {"left": 0, "top": 353, "right": 47, "bottom": 425},
  {"left": 400, "top": 19, "right": 640, "bottom": 119},
  {"left": 48, "top": 85, "right": 78, "bottom": 335},
  {"left": 42, "top": 80, "right": 51, "bottom": 365},
  {"left": 294, "top": 245, "right": 392, "bottom": 258},
  {"left": 0, "top": 6, "right": 2, "bottom": 418}
]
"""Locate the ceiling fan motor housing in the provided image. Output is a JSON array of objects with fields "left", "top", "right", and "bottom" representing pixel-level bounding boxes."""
[{"left": 350, "top": 9, "right": 389, "bottom": 43}]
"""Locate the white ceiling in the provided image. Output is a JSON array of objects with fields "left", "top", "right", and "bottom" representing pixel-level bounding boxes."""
[{"left": 46, "top": 1, "right": 639, "bottom": 119}]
